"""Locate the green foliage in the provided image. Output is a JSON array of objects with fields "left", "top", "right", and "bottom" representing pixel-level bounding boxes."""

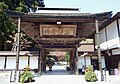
[
  {"left": 0, "top": 1, "right": 16, "bottom": 50},
  {"left": 20, "top": 66, "right": 34, "bottom": 83},
  {"left": 0, "top": 0, "right": 45, "bottom": 50},
  {"left": 20, "top": 33, "right": 32, "bottom": 50},
  {"left": 46, "top": 56, "right": 55, "bottom": 66},
  {"left": 65, "top": 52, "right": 70, "bottom": 64},
  {"left": 0, "top": 11, "right": 17, "bottom": 50},
  {"left": 0, "top": 2, "right": 8, "bottom": 12},
  {"left": 87, "top": 65, "right": 93, "bottom": 72},
  {"left": 0, "top": 0, "right": 45, "bottom": 12},
  {"left": 84, "top": 65, "right": 97, "bottom": 82}
]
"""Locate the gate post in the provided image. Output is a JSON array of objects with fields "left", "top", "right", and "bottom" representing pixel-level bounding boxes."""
[{"left": 75, "top": 47, "right": 79, "bottom": 75}]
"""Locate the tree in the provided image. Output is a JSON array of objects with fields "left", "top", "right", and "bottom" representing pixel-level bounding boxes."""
[
  {"left": 0, "top": 2, "right": 8, "bottom": 11},
  {"left": 46, "top": 55, "right": 55, "bottom": 71},
  {"left": 1, "top": 0, "right": 45, "bottom": 12},
  {"left": 65, "top": 52, "right": 70, "bottom": 65},
  {"left": 0, "top": 2, "right": 17, "bottom": 50},
  {"left": 0, "top": 0, "right": 45, "bottom": 50}
]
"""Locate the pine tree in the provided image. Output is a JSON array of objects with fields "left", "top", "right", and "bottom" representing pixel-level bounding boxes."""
[{"left": 0, "top": 0, "right": 45, "bottom": 50}]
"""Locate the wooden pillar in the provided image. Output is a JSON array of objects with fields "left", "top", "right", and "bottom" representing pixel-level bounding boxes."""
[
  {"left": 71, "top": 49, "right": 75, "bottom": 73},
  {"left": 16, "top": 18, "right": 21, "bottom": 72},
  {"left": 28, "top": 55, "right": 30, "bottom": 67},
  {"left": 43, "top": 49, "right": 46, "bottom": 72},
  {"left": 93, "top": 37, "right": 96, "bottom": 51},
  {"left": 38, "top": 49, "right": 41, "bottom": 73},
  {"left": 41, "top": 48, "right": 45, "bottom": 72},
  {"left": 40, "top": 48, "right": 46, "bottom": 72},
  {"left": 41, "top": 48, "right": 43, "bottom": 72},
  {"left": 84, "top": 56, "right": 86, "bottom": 67},
  {"left": 14, "top": 17, "right": 21, "bottom": 82},
  {"left": 75, "top": 47, "right": 79, "bottom": 75},
  {"left": 90, "top": 56, "right": 92, "bottom": 65},
  {"left": 69, "top": 49, "right": 74, "bottom": 73},
  {"left": 95, "top": 19, "right": 103, "bottom": 81},
  {"left": 69, "top": 50, "right": 72, "bottom": 72},
  {"left": 4, "top": 56, "right": 7, "bottom": 70}
]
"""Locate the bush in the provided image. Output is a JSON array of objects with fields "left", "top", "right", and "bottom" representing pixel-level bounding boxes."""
[
  {"left": 84, "top": 65, "right": 97, "bottom": 82},
  {"left": 20, "top": 66, "right": 34, "bottom": 83}
]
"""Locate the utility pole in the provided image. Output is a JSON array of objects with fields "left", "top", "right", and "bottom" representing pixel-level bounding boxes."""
[{"left": 95, "top": 19, "right": 103, "bottom": 81}]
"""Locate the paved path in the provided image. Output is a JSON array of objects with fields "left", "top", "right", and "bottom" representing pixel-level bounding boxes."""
[
  {"left": 1, "top": 64, "right": 120, "bottom": 84},
  {"left": 45, "top": 64, "right": 71, "bottom": 75},
  {"left": 33, "top": 75, "right": 120, "bottom": 84},
  {"left": 29, "top": 64, "right": 120, "bottom": 84}
]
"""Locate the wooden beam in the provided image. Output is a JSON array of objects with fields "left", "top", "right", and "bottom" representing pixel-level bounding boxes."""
[
  {"left": 21, "top": 18, "right": 95, "bottom": 23},
  {"left": 116, "top": 19, "right": 120, "bottom": 37}
]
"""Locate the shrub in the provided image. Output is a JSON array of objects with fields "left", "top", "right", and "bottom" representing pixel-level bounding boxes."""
[
  {"left": 84, "top": 65, "right": 97, "bottom": 82},
  {"left": 20, "top": 66, "right": 34, "bottom": 83}
]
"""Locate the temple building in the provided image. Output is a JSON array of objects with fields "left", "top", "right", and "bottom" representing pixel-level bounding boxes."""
[
  {"left": 94, "top": 12, "right": 120, "bottom": 74},
  {"left": 0, "top": 8, "right": 113, "bottom": 74}
]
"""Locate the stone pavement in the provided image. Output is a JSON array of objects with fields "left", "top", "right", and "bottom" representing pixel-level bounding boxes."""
[
  {"left": 2, "top": 75, "right": 120, "bottom": 84},
  {"left": 33, "top": 64, "right": 120, "bottom": 84},
  {"left": 33, "top": 75, "right": 120, "bottom": 84},
  {"left": 0, "top": 64, "right": 120, "bottom": 84}
]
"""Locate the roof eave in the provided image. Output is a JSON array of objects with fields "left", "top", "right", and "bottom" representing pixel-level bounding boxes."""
[
  {"left": 5, "top": 10, "right": 112, "bottom": 20},
  {"left": 99, "top": 12, "right": 120, "bottom": 30}
]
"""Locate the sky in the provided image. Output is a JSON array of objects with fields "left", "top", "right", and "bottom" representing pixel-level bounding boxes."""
[{"left": 44, "top": 0, "right": 120, "bottom": 15}]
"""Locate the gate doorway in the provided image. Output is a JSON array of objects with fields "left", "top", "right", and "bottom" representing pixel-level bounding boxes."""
[{"left": 41, "top": 48, "right": 76, "bottom": 75}]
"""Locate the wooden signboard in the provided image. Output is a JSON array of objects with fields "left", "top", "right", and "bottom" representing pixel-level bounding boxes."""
[{"left": 40, "top": 25, "right": 76, "bottom": 37}]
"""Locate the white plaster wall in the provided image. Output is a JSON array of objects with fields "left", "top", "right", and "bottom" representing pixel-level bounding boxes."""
[
  {"left": 0, "top": 57, "right": 5, "bottom": 69},
  {"left": 101, "top": 56, "right": 105, "bottom": 68},
  {"left": 30, "top": 56, "right": 38, "bottom": 69},
  {"left": 107, "top": 37, "right": 120, "bottom": 49},
  {"left": 0, "top": 56, "right": 39, "bottom": 70},
  {"left": 106, "top": 21, "right": 120, "bottom": 49},
  {"left": 19, "top": 57, "right": 28, "bottom": 69},
  {"left": 78, "top": 56, "right": 105, "bottom": 69},
  {"left": 95, "top": 34, "right": 107, "bottom": 51},
  {"left": 112, "top": 48, "right": 120, "bottom": 55},
  {"left": 118, "top": 19, "right": 120, "bottom": 31},
  {"left": 78, "top": 57, "right": 84, "bottom": 69},
  {"left": 6, "top": 57, "right": 16, "bottom": 69},
  {"left": 85, "top": 57, "right": 91, "bottom": 67},
  {"left": 99, "top": 28, "right": 107, "bottom": 50},
  {"left": 99, "top": 28, "right": 106, "bottom": 43},
  {"left": 78, "top": 56, "right": 91, "bottom": 69},
  {"left": 96, "top": 20, "right": 120, "bottom": 51}
]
